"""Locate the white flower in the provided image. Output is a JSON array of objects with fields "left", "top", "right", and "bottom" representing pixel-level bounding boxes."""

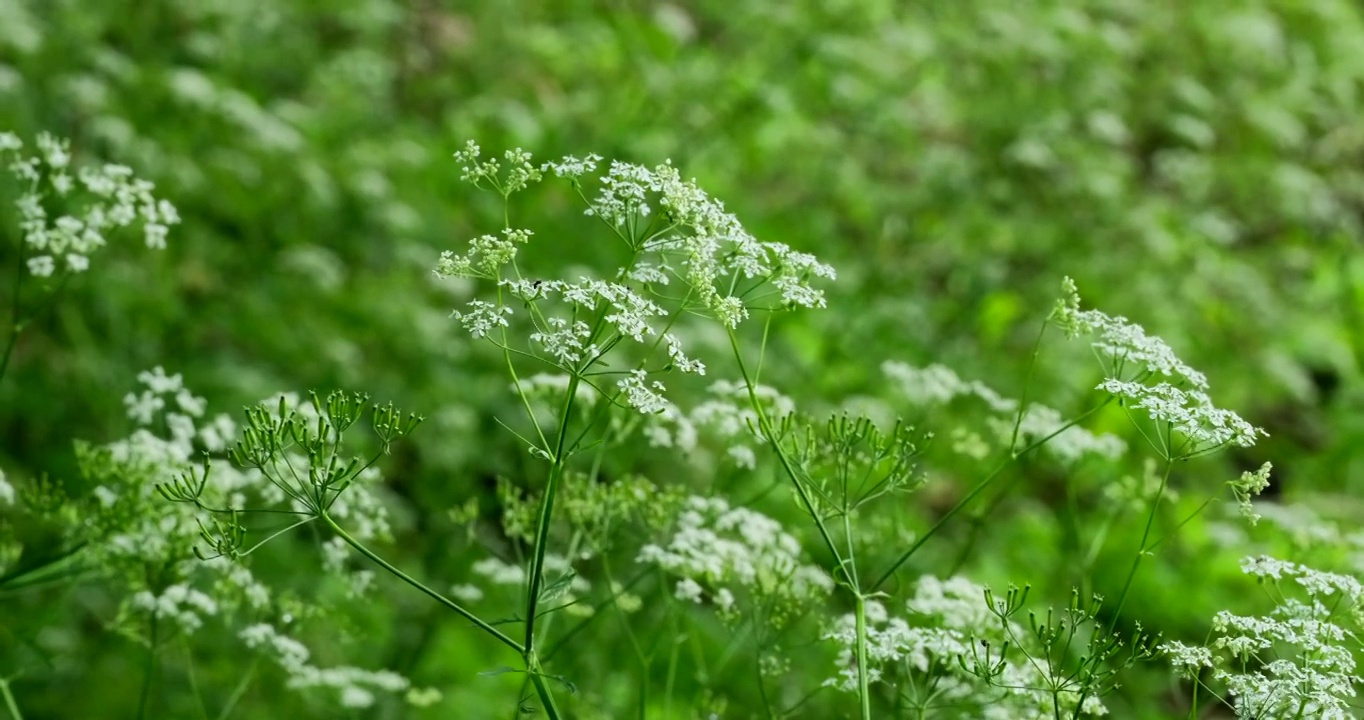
[
  {"left": 1054, "top": 277, "right": 1208, "bottom": 389},
  {"left": 638, "top": 495, "right": 833, "bottom": 613},
  {"left": 1096, "top": 380, "right": 1264, "bottom": 451},
  {"left": 675, "top": 578, "right": 704, "bottom": 603},
  {"left": 1160, "top": 641, "right": 1214, "bottom": 678},
  {"left": 471, "top": 556, "right": 524, "bottom": 586},
  {"left": 530, "top": 317, "right": 594, "bottom": 367},
  {"left": 619, "top": 370, "right": 668, "bottom": 414},
  {"left": 665, "top": 333, "right": 706, "bottom": 375},
  {"left": 449, "top": 584, "right": 484, "bottom": 603},
  {"left": 26, "top": 255, "right": 54, "bottom": 277},
  {"left": 451, "top": 299, "right": 512, "bottom": 338},
  {"left": 542, "top": 153, "right": 602, "bottom": 179}
]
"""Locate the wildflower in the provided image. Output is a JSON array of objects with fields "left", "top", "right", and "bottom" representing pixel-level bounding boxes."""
[
  {"left": 451, "top": 299, "right": 512, "bottom": 338},
  {"left": 1053, "top": 277, "right": 1207, "bottom": 389},
  {"left": 1055, "top": 279, "right": 1265, "bottom": 456},
  {"left": 637, "top": 495, "right": 833, "bottom": 617},
  {"left": 1168, "top": 556, "right": 1363, "bottom": 719},
  {"left": 1097, "top": 379, "right": 1264, "bottom": 451},
  {"left": 883, "top": 361, "right": 1126, "bottom": 463},
  {"left": 2, "top": 132, "right": 177, "bottom": 277},
  {"left": 619, "top": 370, "right": 668, "bottom": 415},
  {"left": 1228, "top": 462, "right": 1272, "bottom": 524}
]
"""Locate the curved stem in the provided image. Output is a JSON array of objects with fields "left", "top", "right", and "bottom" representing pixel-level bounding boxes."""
[
  {"left": 871, "top": 398, "right": 1112, "bottom": 591},
  {"left": 1108, "top": 457, "right": 1174, "bottom": 628},
  {"left": 0, "top": 676, "right": 23, "bottom": 720},
  {"left": 726, "top": 329, "right": 846, "bottom": 576},
  {"left": 320, "top": 514, "right": 523, "bottom": 654}
]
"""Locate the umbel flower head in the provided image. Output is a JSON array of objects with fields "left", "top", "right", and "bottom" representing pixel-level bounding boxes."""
[
  {"left": 1, "top": 131, "right": 178, "bottom": 277},
  {"left": 1052, "top": 277, "right": 1266, "bottom": 458},
  {"left": 436, "top": 144, "right": 835, "bottom": 420}
]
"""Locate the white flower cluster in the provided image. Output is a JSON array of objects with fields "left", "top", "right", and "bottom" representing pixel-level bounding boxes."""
[
  {"left": 453, "top": 141, "right": 541, "bottom": 194},
  {"left": 641, "top": 379, "right": 796, "bottom": 469},
  {"left": 570, "top": 156, "right": 837, "bottom": 323},
  {"left": 127, "top": 584, "right": 219, "bottom": 633},
  {"left": 1053, "top": 278, "right": 1265, "bottom": 455},
  {"left": 1162, "top": 556, "right": 1363, "bottom": 719},
  {"left": 1097, "top": 380, "right": 1263, "bottom": 451},
  {"left": 1, "top": 130, "right": 178, "bottom": 277},
  {"left": 1053, "top": 277, "right": 1207, "bottom": 387},
  {"left": 823, "top": 576, "right": 1110, "bottom": 717},
  {"left": 882, "top": 361, "right": 1126, "bottom": 463},
  {"left": 240, "top": 623, "right": 411, "bottom": 709},
  {"left": 1227, "top": 461, "right": 1273, "bottom": 525},
  {"left": 636, "top": 495, "right": 833, "bottom": 615},
  {"left": 434, "top": 227, "right": 533, "bottom": 280}
]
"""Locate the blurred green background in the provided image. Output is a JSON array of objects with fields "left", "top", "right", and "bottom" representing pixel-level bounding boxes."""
[{"left": 3, "top": 0, "right": 1364, "bottom": 717}]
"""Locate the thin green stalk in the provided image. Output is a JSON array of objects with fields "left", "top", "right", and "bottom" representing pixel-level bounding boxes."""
[
  {"left": 1108, "top": 455, "right": 1174, "bottom": 628},
  {"left": 871, "top": 398, "right": 1112, "bottom": 591},
  {"left": 854, "top": 594, "right": 873, "bottom": 720},
  {"left": 726, "top": 328, "right": 872, "bottom": 716},
  {"left": 136, "top": 613, "right": 159, "bottom": 720},
  {"left": 182, "top": 638, "right": 210, "bottom": 720},
  {"left": 726, "top": 329, "right": 845, "bottom": 575},
  {"left": 0, "top": 238, "right": 27, "bottom": 386},
  {"left": 525, "top": 654, "right": 564, "bottom": 720},
  {"left": 214, "top": 656, "right": 259, "bottom": 720},
  {"left": 0, "top": 677, "right": 22, "bottom": 720},
  {"left": 523, "top": 373, "right": 581, "bottom": 652},
  {"left": 663, "top": 623, "right": 681, "bottom": 720},
  {"left": 321, "top": 514, "right": 523, "bottom": 653},
  {"left": 1009, "top": 321, "right": 1050, "bottom": 454}
]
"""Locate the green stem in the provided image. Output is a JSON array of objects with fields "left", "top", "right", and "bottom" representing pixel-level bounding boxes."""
[
  {"left": 0, "top": 237, "right": 28, "bottom": 387},
  {"left": 523, "top": 373, "right": 580, "bottom": 651},
  {"left": 727, "top": 329, "right": 874, "bottom": 714},
  {"left": 871, "top": 398, "right": 1111, "bottom": 591},
  {"left": 726, "top": 329, "right": 846, "bottom": 576},
  {"left": 214, "top": 655, "right": 259, "bottom": 720},
  {"left": 136, "top": 613, "right": 159, "bottom": 720},
  {"left": 0, "top": 677, "right": 22, "bottom": 720},
  {"left": 854, "top": 594, "right": 873, "bottom": 720},
  {"left": 321, "top": 514, "right": 523, "bottom": 654},
  {"left": 525, "top": 653, "right": 564, "bottom": 720},
  {"left": 1108, "top": 456, "right": 1173, "bottom": 628}
]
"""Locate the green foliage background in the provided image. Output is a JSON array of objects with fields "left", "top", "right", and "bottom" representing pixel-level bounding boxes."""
[{"left": 2, "top": 0, "right": 1364, "bottom": 717}]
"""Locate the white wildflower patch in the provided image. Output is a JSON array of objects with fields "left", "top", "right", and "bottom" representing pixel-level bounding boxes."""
[
  {"left": 1097, "top": 379, "right": 1264, "bottom": 453},
  {"left": 451, "top": 299, "right": 512, "bottom": 338},
  {"left": 637, "top": 495, "right": 833, "bottom": 620},
  {"left": 824, "top": 576, "right": 1115, "bottom": 717},
  {"left": 1053, "top": 277, "right": 1208, "bottom": 388},
  {"left": 1, "top": 130, "right": 178, "bottom": 277},
  {"left": 642, "top": 378, "right": 793, "bottom": 468},
  {"left": 618, "top": 370, "right": 668, "bottom": 415},
  {"left": 1054, "top": 279, "right": 1265, "bottom": 457},
  {"left": 1165, "top": 556, "right": 1363, "bottom": 719},
  {"left": 127, "top": 584, "right": 219, "bottom": 633},
  {"left": 241, "top": 623, "right": 411, "bottom": 709},
  {"left": 434, "top": 227, "right": 533, "bottom": 280},
  {"left": 883, "top": 361, "right": 1126, "bottom": 463}
]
